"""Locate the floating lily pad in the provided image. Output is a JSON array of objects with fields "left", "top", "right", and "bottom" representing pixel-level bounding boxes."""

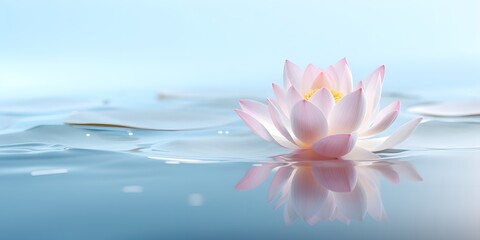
[
  {"left": 409, "top": 101, "right": 480, "bottom": 117},
  {"left": 65, "top": 108, "right": 236, "bottom": 130},
  {"left": 0, "top": 125, "right": 140, "bottom": 152},
  {"left": 0, "top": 98, "right": 106, "bottom": 115}
]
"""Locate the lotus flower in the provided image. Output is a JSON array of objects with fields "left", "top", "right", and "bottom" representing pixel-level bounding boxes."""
[
  {"left": 235, "top": 59, "right": 422, "bottom": 157},
  {"left": 236, "top": 150, "right": 422, "bottom": 224}
]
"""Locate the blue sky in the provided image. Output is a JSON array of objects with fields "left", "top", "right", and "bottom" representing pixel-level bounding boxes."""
[{"left": 0, "top": 0, "right": 479, "bottom": 97}]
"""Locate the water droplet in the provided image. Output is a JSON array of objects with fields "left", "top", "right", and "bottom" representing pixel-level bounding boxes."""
[
  {"left": 85, "top": 133, "right": 91, "bottom": 137},
  {"left": 217, "top": 130, "right": 223, "bottom": 134},
  {"left": 225, "top": 131, "right": 230, "bottom": 134}
]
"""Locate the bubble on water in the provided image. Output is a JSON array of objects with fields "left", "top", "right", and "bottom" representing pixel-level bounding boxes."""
[
  {"left": 122, "top": 185, "right": 144, "bottom": 193},
  {"left": 188, "top": 193, "right": 204, "bottom": 207}
]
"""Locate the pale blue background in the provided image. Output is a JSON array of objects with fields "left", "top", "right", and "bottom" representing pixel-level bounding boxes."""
[
  {"left": 0, "top": 0, "right": 479, "bottom": 97},
  {"left": 1, "top": 2, "right": 480, "bottom": 239}
]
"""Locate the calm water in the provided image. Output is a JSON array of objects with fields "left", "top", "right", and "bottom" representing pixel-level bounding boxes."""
[{"left": 0, "top": 90, "right": 479, "bottom": 240}]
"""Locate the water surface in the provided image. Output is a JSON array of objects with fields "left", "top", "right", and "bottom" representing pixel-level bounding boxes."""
[{"left": 0, "top": 91, "right": 479, "bottom": 240}]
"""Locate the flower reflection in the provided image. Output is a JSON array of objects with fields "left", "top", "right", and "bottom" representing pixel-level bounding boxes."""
[{"left": 236, "top": 150, "right": 422, "bottom": 225}]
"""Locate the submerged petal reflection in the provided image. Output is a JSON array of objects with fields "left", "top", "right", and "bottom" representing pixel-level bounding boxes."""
[{"left": 236, "top": 149, "right": 422, "bottom": 225}]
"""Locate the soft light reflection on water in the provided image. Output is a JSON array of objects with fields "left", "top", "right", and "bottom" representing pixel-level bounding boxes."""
[
  {"left": 0, "top": 90, "right": 479, "bottom": 239},
  {"left": 1, "top": 0, "right": 479, "bottom": 238}
]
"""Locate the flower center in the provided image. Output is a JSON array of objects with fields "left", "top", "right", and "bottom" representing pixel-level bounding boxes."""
[
  {"left": 330, "top": 89, "right": 343, "bottom": 103},
  {"left": 303, "top": 88, "right": 343, "bottom": 103},
  {"left": 303, "top": 88, "right": 318, "bottom": 100}
]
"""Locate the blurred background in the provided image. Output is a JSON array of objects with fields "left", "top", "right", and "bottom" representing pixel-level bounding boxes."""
[{"left": 0, "top": 0, "right": 479, "bottom": 99}]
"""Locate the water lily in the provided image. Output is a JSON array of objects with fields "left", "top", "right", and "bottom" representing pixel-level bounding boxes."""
[
  {"left": 235, "top": 58, "right": 422, "bottom": 157},
  {"left": 236, "top": 150, "right": 422, "bottom": 224}
]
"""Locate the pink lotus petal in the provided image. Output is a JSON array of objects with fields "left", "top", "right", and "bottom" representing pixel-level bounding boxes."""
[
  {"left": 309, "top": 87, "right": 335, "bottom": 118},
  {"left": 284, "top": 60, "right": 303, "bottom": 89},
  {"left": 287, "top": 86, "right": 302, "bottom": 110},
  {"left": 326, "top": 65, "right": 340, "bottom": 90},
  {"left": 373, "top": 117, "right": 423, "bottom": 151},
  {"left": 291, "top": 167, "right": 328, "bottom": 220},
  {"left": 334, "top": 183, "right": 367, "bottom": 221},
  {"left": 301, "top": 64, "right": 320, "bottom": 93},
  {"left": 366, "top": 65, "right": 385, "bottom": 84},
  {"left": 267, "top": 98, "right": 290, "bottom": 124},
  {"left": 329, "top": 88, "right": 367, "bottom": 134},
  {"left": 375, "top": 100, "right": 401, "bottom": 121},
  {"left": 239, "top": 99, "right": 270, "bottom": 124},
  {"left": 356, "top": 137, "right": 385, "bottom": 152},
  {"left": 333, "top": 58, "right": 347, "bottom": 75},
  {"left": 363, "top": 72, "right": 383, "bottom": 121},
  {"left": 235, "top": 164, "right": 276, "bottom": 190},
  {"left": 340, "top": 146, "right": 380, "bottom": 161},
  {"left": 360, "top": 101, "right": 401, "bottom": 136},
  {"left": 272, "top": 83, "right": 289, "bottom": 115},
  {"left": 362, "top": 110, "right": 398, "bottom": 137},
  {"left": 268, "top": 166, "right": 294, "bottom": 201},
  {"left": 282, "top": 149, "right": 333, "bottom": 161},
  {"left": 311, "top": 72, "right": 333, "bottom": 90},
  {"left": 312, "top": 162, "right": 357, "bottom": 192},
  {"left": 355, "top": 80, "right": 364, "bottom": 90},
  {"left": 235, "top": 109, "right": 274, "bottom": 142},
  {"left": 267, "top": 100, "right": 297, "bottom": 145},
  {"left": 312, "top": 133, "right": 358, "bottom": 158},
  {"left": 235, "top": 109, "right": 296, "bottom": 148},
  {"left": 339, "top": 67, "right": 353, "bottom": 94},
  {"left": 334, "top": 58, "right": 353, "bottom": 94},
  {"left": 291, "top": 100, "right": 328, "bottom": 146}
]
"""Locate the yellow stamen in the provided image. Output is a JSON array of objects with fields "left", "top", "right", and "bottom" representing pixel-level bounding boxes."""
[
  {"left": 330, "top": 89, "right": 343, "bottom": 103},
  {"left": 304, "top": 88, "right": 344, "bottom": 103},
  {"left": 303, "top": 88, "right": 318, "bottom": 100}
]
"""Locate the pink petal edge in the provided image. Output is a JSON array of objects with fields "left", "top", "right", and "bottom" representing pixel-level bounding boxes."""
[
  {"left": 373, "top": 117, "right": 423, "bottom": 151},
  {"left": 291, "top": 100, "right": 328, "bottom": 146},
  {"left": 312, "top": 133, "right": 358, "bottom": 158}
]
